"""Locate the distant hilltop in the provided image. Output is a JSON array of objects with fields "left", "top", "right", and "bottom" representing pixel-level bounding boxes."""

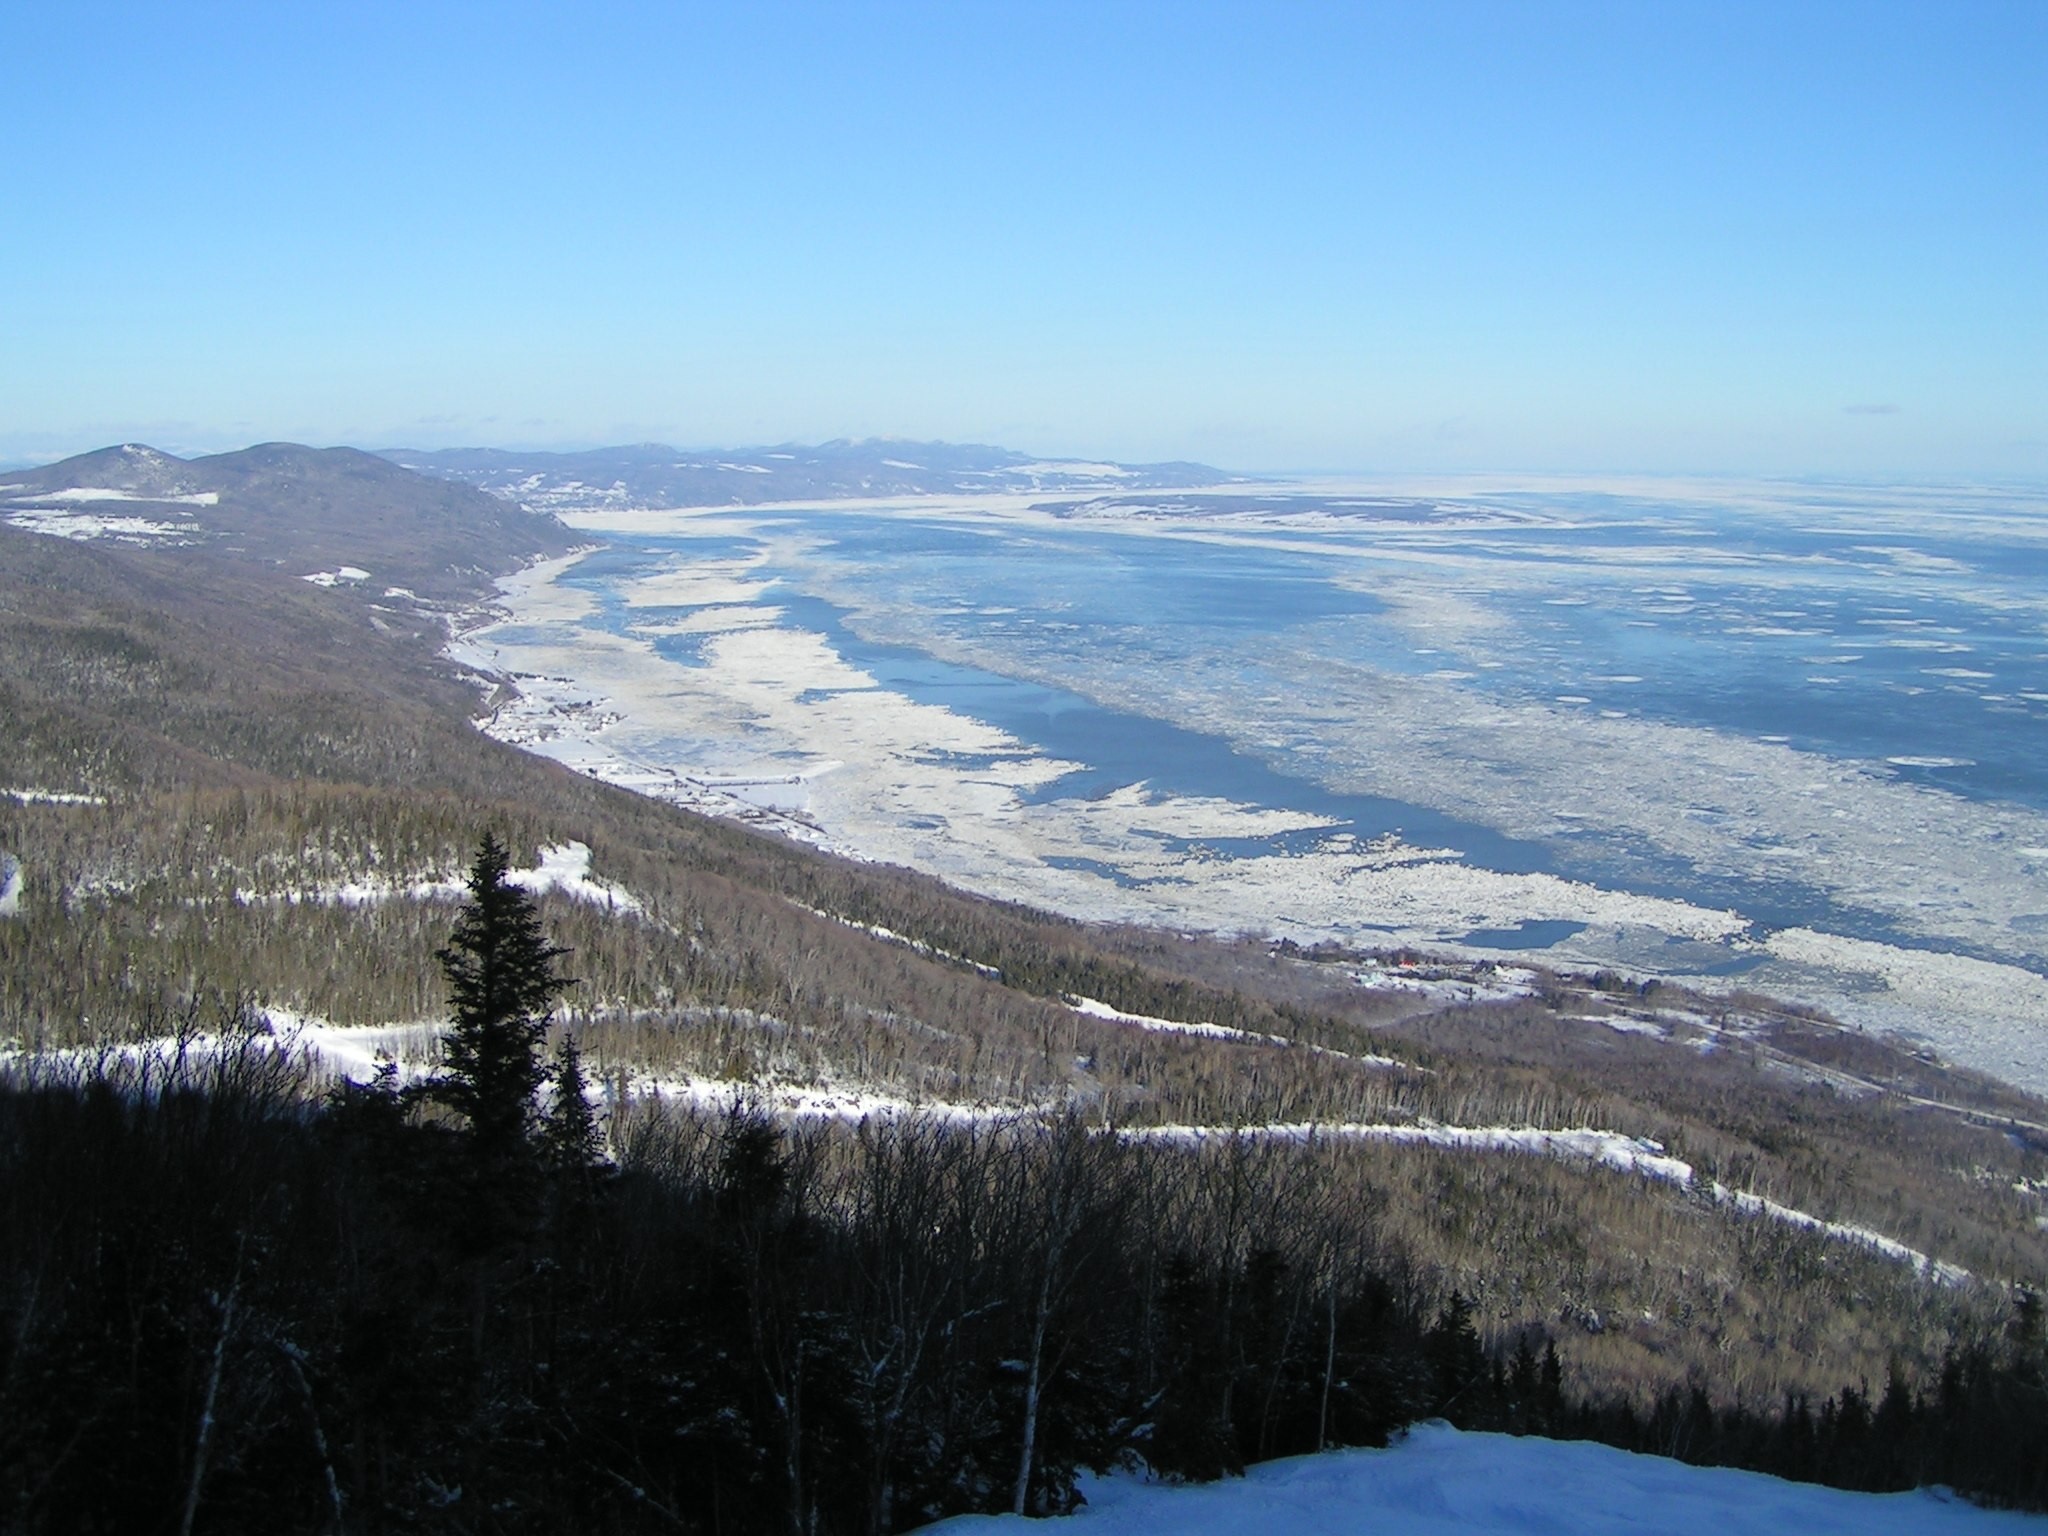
[
  {"left": 380, "top": 438, "right": 1240, "bottom": 511},
  {"left": 0, "top": 441, "right": 575, "bottom": 601}
]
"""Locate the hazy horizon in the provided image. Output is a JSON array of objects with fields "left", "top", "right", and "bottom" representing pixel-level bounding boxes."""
[{"left": 14, "top": 438, "right": 2048, "bottom": 500}]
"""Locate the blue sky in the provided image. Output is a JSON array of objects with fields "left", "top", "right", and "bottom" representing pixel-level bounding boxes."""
[{"left": 3, "top": 1, "right": 2043, "bottom": 475}]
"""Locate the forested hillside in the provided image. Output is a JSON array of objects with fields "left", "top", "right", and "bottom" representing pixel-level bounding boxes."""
[
  {"left": 2, "top": 441, "right": 575, "bottom": 598},
  {"left": 2, "top": 457, "right": 2046, "bottom": 1530}
]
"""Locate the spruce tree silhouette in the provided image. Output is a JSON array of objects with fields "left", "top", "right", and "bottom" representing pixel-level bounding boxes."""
[
  {"left": 427, "top": 833, "right": 571, "bottom": 1208},
  {"left": 540, "top": 1035, "right": 604, "bottom": 1174}
]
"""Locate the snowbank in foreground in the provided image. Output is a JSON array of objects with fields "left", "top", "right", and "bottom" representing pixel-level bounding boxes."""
[{"left": 916, "top": 1423, "right": 2040, "bottom": 1535}]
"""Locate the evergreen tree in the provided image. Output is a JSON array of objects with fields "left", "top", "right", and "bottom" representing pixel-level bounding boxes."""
[
  {"left": 1538, "top": 1340, "right": 1565, "bottom": 1431},
  {"left": 539, "top": 1035, "right": 604, "bottom": 1173},
  {"left": 1507, "top": 1334, "right": 1540, "bottom": 1431},
  {"left": 1424, "top": 1291, "right": 1487, "bottom": 1417},
  {"left": 424, "top": 833, "right": 571, "bottom": 1173}
]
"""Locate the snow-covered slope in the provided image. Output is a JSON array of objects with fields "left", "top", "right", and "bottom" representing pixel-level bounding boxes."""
[{"left": 917, "top": 1423, "right": 2040, "bottom": 1535}]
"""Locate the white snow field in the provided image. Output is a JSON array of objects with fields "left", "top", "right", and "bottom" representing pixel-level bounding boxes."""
[
  {"left": 2, "top": 506, "right": 197, "bottom": 542},
  {"left": 915, "top": 1423, "right": 2044, "bottom": 1535},
  {"left": 0, "top": 474, "right": 215, "bottom": 544}
]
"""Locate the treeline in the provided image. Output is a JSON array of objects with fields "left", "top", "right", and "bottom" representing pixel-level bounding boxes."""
[
  {"left": 0, "top": 1027, "right": 1423, "bottom": 1533},
  {"left": 3, "top": 1042, "right": 2045, "bottom": 1533},
  {"left": 1573, "top": 1352, "right": 2048, "bottom": 1507}
]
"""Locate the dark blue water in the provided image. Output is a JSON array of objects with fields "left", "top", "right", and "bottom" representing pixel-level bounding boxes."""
[{"left": 1460, "top": 920, "right": 1588, "bottom": 950}]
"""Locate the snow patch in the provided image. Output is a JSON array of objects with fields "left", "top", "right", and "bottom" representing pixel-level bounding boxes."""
[
  {"left": 2, "top": 787, "right": 107, "bottom": 806},
  {"left": 260, "top": 1008, "right": 445, "bottom": 1085},
  {"left": 504, "top": 841, "right": 642, "bottom": 913},
  {"left": 1123, "top": 1120, "right": 1965, "bottom": 1282},
  {"left": 915, "top": 1421, "right": 2040, "bottom": 1534},
  {"left": 1712, "top": 1185, "right": 1971, "bottom": 1286},
  {"left": 1583, "top": 1012, "right": 1671, "bottom": 1037},
  {"left": 13, "top": 486, "right": 218, "bottom": 506},
  {"left": 303, "top": 566, "right": 371, "bottom": 587},
  {"left": 1349, "top": 962, "right": 1543, "bottom": 1007},
  {"left": 1, "top": 1010, "right": 442, "bottom": 1095},
  {"left": 233, "top": 842, "right": 643, "bottom": 915},
  {"left": 631, "top": 1073, "right": 1024, "bottom": 1127},
  {"left": 5, "top": 508, "right": 196, "bottom": 543},
  {"left": 1066, "top": 993, "right": 1266, "bottom": 1044},
  {"left": 1128, "top": 1120, "right": 1698, "bottom": 1183},
  {"left": 793, "top": 903, "right": 1004, "bottom": 977},
  {"left": 1065, "top": 994, "right": 1401, "bottom": 1067}
]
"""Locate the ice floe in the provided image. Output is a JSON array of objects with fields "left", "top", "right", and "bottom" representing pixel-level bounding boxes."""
[{"left": 621, "top": 555, "right": 780, "bottom": 609}]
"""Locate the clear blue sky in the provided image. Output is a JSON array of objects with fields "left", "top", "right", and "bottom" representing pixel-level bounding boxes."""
[{"left": 3, "top": 1, "right": 2043, "bottom": 476}]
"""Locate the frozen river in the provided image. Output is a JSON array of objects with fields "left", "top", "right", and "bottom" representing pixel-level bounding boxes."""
[{"left": 454, "top": 475, "right": 2048, "bottom": 1092}]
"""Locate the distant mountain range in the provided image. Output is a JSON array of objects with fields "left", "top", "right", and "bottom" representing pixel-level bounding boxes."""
[
  {"left": 0, "top": 442, "right": 575, "bottom": 600},
  {"left": 382, "top": 438, "right": 1237, "bottom": 510}
]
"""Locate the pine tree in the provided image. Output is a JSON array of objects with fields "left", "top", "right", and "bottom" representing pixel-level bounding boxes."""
[
  {"left": 425, "top": 833, "right": 571, "bottom": 1174},
  {"left": 539, "top": 1036, "right": 604, "bottom": 1173},
  {"left": 1538, "top": 1340, "right": 1565, "bottom": 1430},
  {"left": 1507, "top": 1334, "right": 1539, "bottom": 1431},
  {"left": 1424, "top": 1291, "right": 1487, "bottom": 1417}
]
